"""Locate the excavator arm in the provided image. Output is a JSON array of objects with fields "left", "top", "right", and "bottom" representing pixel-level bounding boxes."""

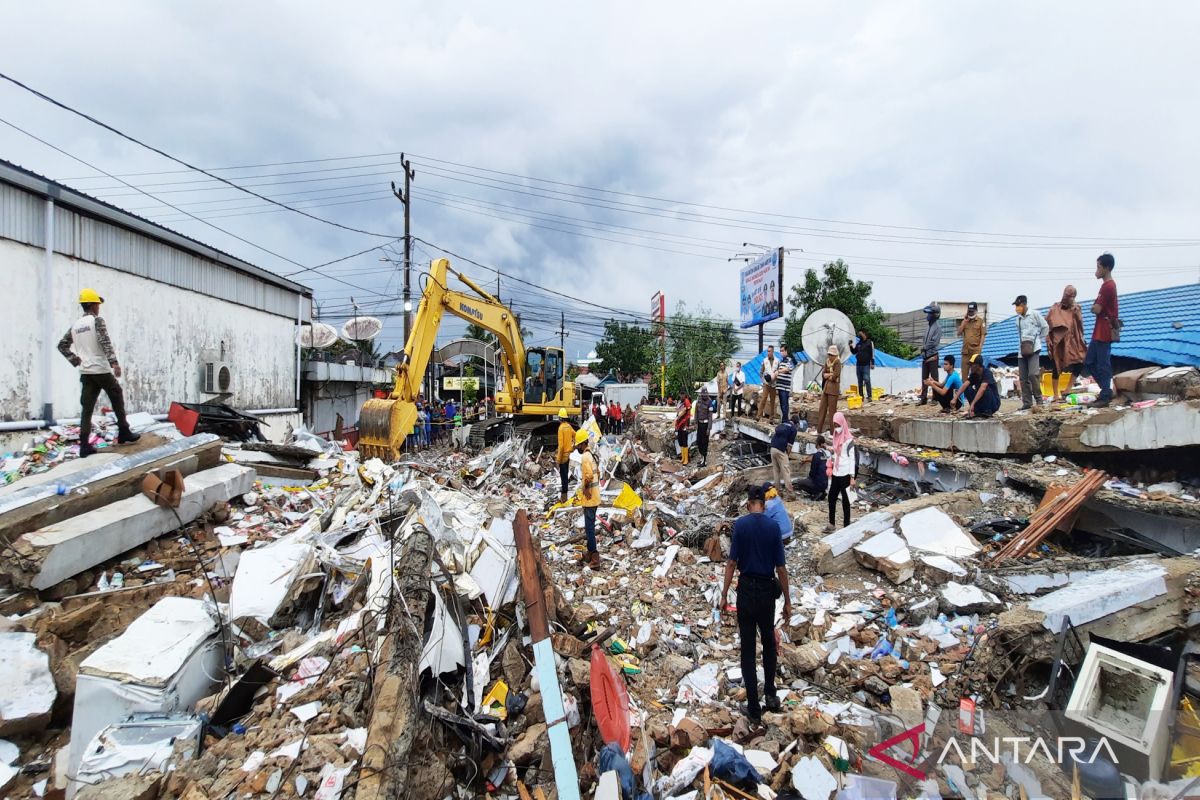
[{"left": 359, "top": 258, "right": 532, "bottom": 459}]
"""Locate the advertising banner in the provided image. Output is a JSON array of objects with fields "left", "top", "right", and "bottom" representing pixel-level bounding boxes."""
[{"left": 739, "top": 248, "right": 784, "bottom": 329}]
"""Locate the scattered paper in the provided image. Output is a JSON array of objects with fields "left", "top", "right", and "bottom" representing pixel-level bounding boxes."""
[{"left": 291, "top": 701, "right": 322, "bottom": 722}]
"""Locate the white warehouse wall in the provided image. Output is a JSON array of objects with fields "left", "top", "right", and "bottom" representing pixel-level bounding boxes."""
[{"left": 0, "top": 237, "right": 300, "bottom": 422}]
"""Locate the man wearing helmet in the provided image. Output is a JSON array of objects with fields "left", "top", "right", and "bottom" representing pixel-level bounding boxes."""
[
  {"left": 57, "top": 289, "right": 140, "bottom": 457},
  {"left": 918, "top": 302, "right": 943, "bottom": 406},
  {"left": 575, "top": 428, "right": 602, "bottom": 569}
]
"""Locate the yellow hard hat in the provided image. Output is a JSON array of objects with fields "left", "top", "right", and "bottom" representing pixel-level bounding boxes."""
[
  {"left": 79, "top": 288, "right": 104, "bottom": 304},
  {"left": 575, "top": 429, "right": 590, "bottom": 446},
  {"left": 558, "top": 408, "right": 568, "bottom": 419}
]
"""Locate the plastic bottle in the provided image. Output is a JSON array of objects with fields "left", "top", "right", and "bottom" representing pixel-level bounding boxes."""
[
  {"left": 1067, "top": 393, "right": 1095, "bottom": 405},
  {"left": 111, "top": 572, "right": 125, "bottom": 589}
]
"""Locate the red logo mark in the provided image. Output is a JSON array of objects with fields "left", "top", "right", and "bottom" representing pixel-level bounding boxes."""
[{"left": 867, "top": 724, "right": 926, "bottom": 781}]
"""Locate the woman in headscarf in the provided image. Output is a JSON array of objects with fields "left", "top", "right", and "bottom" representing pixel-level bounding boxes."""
[
  {"left": 825, "top": 411, "right": 857, "bottom": 530},
  {"left": 817, "top": 344, "right": 842, "bottom": 433},
  {"left": 1045, "top": 285, "right": 1087, "bottom": 401}
]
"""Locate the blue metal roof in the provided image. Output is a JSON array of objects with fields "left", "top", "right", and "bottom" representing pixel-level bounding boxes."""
[{"left": 939, "top": 282, "right": 1200, "bottom": 367}]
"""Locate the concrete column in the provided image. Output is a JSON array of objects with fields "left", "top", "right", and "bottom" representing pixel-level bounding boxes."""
[{"left": 41, "top": 198, "right": 56, "bottom": 424}]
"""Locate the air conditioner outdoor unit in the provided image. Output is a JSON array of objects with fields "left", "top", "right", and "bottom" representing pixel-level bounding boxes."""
[{"left": 202, "top": 361, "right": 233, "bottom": 394}]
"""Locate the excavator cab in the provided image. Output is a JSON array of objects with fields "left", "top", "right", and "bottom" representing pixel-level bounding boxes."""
[{"left": 524, "top": 347, "right": 564, "bottom": 405}]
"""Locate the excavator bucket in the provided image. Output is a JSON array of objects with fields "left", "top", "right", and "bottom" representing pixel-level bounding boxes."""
[{"left": 358, "top": 398, "right": 418, "bottom": 461}]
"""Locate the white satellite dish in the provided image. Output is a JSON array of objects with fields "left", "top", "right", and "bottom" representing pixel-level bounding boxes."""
[
  {"left": 297, "top": 322, "right": 339, "bottom": 349},
  {"left": 341, "top": 316, "right": 384, "bottom": 341},
  {"left": 801, "top": 308, "right": 855, "bottom": 363}
]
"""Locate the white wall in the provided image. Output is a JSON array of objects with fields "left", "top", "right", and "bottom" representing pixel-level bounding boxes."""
[{"left": 0, "top": 238, "right": 299, "bottom": 422}]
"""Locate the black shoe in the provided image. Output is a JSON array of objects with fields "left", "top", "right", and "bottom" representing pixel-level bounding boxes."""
[
  {"left": 78, "top": 443, "right": 97, "bottom": 458},
  {"left": 1020, "top": 403, "right": 1032, "bottom": 410},
  {"left": 764, "top": 694, "right": 782, "bottom": 713},
  {"left": 117, "top": 429, "right": 141, "bottom": 444},
  {"left": 740, "top": 703, "right": 762, "bottom": 723},
  {"left": 1092, "top": 398, "right": 1112, "bottom": 408}
]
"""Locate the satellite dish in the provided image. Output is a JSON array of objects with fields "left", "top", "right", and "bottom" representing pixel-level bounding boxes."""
[
  {"left": 297, "top": 322, "right": 339, "bottom": 349},
  {"left": 801, "top": 308, "right": 855, "bottom": 363},
  {"left": 341, "top": 316, "right": 384, "bottom": 341}
]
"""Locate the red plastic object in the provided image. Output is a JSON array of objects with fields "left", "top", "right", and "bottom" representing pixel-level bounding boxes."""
[
  {"left": 168, "top": 402, "right": 200, "bottom": 436},
  {"left": 590, "top": 644, "right": 631, "bottom": 752}
]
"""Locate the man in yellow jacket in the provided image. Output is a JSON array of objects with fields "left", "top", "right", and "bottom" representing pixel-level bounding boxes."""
[
  {"left": 576, "top": 428, "right": 601, "bottom": 569},
  {"left": 555, "top": 408, "right": 575, "bottom": 503}
]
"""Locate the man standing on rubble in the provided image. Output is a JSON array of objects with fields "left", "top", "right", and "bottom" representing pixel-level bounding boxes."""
[
  {"left": 716, "top": 362, "right": 728, "bottom": 418},
  {"left": 731, "top": 362, "right": 746, "bottom": 416},
  {"left": 694, "top": 386, "right": 713, "bottom": 466},
  {"left": 957, "top": 301, "right": 986, "bottom": 372},
  {"left": 675, "top": 394, "right": 691, "bottom": 465},
  {"left": 776, "top": 345, "right": 795, "bottom": 422},
  {"left": 575, "top": 429, "right": 601, "bottom": 569},
  {"left": 919, "top": 302, "right": 942, "bottom": 405},
  {"left": 555, "top": 409, "right": 575, "bottom": 503},
  {"left": 770, "top": 414, "right": 797, "bottom": 500},
  {"left": 721, "top": 484, "right": 792, "bottom": 722},
  {"left": 1086, "top": 253, "right": 1119, "bottom": 408},
  {"left": 817, "top": 345, "right": 842, "bottom": 433},
  {"left": 57, "top": 289, "right": 140, "bottom": 457},
  {"left": 1013, "top": 294, "right": 1049, "bottom": 410},
  {"left": 757, "top": 345, "right": 779, "bottom": 423}
]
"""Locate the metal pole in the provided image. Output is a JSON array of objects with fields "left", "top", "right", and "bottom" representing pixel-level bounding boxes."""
[
  {"left": 402, "top": 156, "right": 415, "bottom": 347},
  {"left": 41, "top": 198, "right": 56, "bottom": 425}
]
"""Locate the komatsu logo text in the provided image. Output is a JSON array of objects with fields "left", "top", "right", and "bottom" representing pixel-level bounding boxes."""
[{"left": 459, "top": 302, "right": 484, "bottom": 321}]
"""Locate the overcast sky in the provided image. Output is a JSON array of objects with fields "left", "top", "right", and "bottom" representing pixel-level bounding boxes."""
[{"left": 3, "top": 3, "right": 1198, "bottom": 360}]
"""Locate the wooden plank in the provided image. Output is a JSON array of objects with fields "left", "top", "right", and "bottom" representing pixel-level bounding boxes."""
[
  {"left": 514, "top": 509, "right": 549, "bottom": 642},
  {"left": 0, "top": 435, "right": 222, "bottom": 543}
]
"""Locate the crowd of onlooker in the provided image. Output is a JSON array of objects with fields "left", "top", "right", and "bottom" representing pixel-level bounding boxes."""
[{"left": 404, "top": 397, "right": 491, "bottom": 450}]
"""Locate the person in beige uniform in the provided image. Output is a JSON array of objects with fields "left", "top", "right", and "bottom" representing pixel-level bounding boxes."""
[
  {"left": 957, "top": 302, "right": 986, "bottom": 373},
  {"left": 57, "top": 289, "right": 140, "bottom": 457},
  {"left": 817, "top": 344, "right": 842, "bottom": 433}
]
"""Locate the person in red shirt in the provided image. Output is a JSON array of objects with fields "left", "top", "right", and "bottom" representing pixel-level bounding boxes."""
[
  {"left": 610, "top": 400, "right": 623, "bottom": 434},
  {"left": 1085, "top": 253, "right": 1119, "bottom": 407}
]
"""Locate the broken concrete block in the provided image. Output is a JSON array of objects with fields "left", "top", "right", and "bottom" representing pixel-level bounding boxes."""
[
  {"left": 814, "top": 511, "right": 894, "bottom": 574},
  {"left": 69, "top": 598, "right": 223, "bottom": 790},
  {"left": 510, "top": 722, "right": 547, "bottom": 764},
  {"left": 14, "top": 463, "right": 256, "bottom": 590},
  {"left": 0, "top": 633, "right": 56, "bottom": 736},
  {"left": 1027, "top": 560, "right": 1169, "bottom": 633},
  {"left": 853, "top": 530, "right": 913, "bottom": 584},
  {"left": 228, "top": 532, "right": 316, "bottom": 626},
  {"left": 906, "top": 597, "right": 940, "bottom": 625},
  {"left": 939, "top": 582, "right": 1003, "bottom": 615},
  {"left": 898, "top": 507, "right": 980, "bottom": 558},
  {"left": 918, "top": 554, "right": 968, "bottom": 584},
  {"left": 780, "top": 641, "right": 827, "bottom": 674},
  {"left": 889, "top": 685, "right": 924, "bottom": 730}
]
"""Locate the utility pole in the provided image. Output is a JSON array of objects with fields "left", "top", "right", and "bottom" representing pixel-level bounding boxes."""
[
  {"left": 556, "top": 311, "right": 569, "bottom": 353},
  {"left": 390, "top": 155, "right": 416, "bottom": 346}
]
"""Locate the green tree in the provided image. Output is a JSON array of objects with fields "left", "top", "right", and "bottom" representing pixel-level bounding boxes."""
[
  {"left": 595, "top": 320, "right": 657, "bottom": 380},
  {"left": 781, "top": 259, "right": 916, "bottom": 360},
  {"left": 664, "top": 302, "right": 737, "bottom": 399},
  {"left": 462, "top": 377, "right": 480, "bottom": 406}
]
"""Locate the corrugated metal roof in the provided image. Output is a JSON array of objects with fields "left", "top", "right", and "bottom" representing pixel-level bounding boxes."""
[
  {"left": 847, "top": 349, "right": 920, "bottom": 367},
  {"left": 0, "top": 159, "right": 311, "bottom": 302},
  {"left": 939, "top": 282, "right": 1200, "bottom": 367}
]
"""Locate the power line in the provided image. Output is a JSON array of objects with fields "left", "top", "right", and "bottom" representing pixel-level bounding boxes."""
[{"left": 0, "top": 70, "right": 401, "bottom": 239}]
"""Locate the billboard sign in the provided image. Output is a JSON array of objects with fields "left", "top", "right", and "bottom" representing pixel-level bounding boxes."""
[{"left": 739, "top": 248, "right": 784, "bottom": 329}]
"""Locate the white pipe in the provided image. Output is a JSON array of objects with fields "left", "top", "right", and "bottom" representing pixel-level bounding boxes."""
[
  {"left": 0, "top": 408, "right": 301, "bottom": 434},
  {"left": 40, "top": 198, "right": 55, "bottom": 424}
]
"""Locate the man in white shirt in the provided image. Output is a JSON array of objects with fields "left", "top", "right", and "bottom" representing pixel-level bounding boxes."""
[
  {"left": 731, "top": 362, "right": 746, "bottom": 417},
  {"left": 756, "top": 345, "right": 778, "bottom": 423},
  {"left": 57, "top": 289, "right": 140, "bottom": 457}
]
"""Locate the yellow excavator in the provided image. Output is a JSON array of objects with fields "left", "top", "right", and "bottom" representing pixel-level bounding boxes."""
[{"left": 359, "top": 258, "right": 580, "bottom": 460}]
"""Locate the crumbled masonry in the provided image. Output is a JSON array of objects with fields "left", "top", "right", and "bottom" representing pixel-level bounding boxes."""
[{"left": 0, "top": 384, "right": 1198, "bottom": 799}]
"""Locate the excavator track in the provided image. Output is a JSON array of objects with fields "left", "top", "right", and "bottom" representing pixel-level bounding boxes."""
[{"left": 468, "top": 417, "right": 514, "bottom": 448}]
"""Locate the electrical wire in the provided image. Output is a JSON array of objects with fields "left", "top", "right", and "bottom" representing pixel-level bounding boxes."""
[{"left": 0, "top": 70, "right": 401, "bottom": 239}]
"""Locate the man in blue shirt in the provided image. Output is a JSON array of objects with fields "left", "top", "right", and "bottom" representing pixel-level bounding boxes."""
[
  {"left": 762, "top": 483, "right": 794, "bottom": 542},
  {"left": 957, "top": 355, "right": 1001, "bottom": 419},
  {"left": 794, "top": 435, "right": 830, "bottom": 499},
  {"left": 770, "top": 415, "right": 798, "bottom": 500},
  {"left": 720, "top": 485, "right": 793, "bottom": 722},
  {"left": 925, "top": 355, "right": 964, "bottom": 413}
]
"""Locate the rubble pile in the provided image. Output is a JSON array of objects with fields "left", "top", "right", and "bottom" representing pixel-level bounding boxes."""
[{"left": 0, "top": 397, "right": 1197, "bottom": 799}]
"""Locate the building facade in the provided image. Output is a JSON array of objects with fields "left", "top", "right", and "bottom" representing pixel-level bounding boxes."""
[{"left": 0, "top": 160, "right": 311, "bottom": 444}]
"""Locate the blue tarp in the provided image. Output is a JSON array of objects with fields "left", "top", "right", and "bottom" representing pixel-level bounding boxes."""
[
  {"left": 938, "top": 282, "right": 1200, "bottom": 367},
  {"left": 846, "top": 348, "right": 921, "bottom": 368}
]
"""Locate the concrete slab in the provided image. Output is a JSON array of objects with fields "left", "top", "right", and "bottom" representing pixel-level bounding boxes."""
[
  {"left": 0, "top": 633, "right": 56, "bottom": 736},
  {"left": 1028, "top": 561, "right": 1168, "bottom": 633},
  {"left": 0, "top": 434, "right": 222, "bottom": 542},
  {"left": 814, "top": 511, "right": 894, "bottom": 574},
  {"left": 853, "top": 530, "right": 913, "bottom": 584},
  {"left": 1073, "top": 402, "right": 1200, "bottom": 451},
  {"left": 13, "top": 463, "right": 256, "bottom": 590},
  {"left": 939, "top": 582, "right": 1002, "bottom": 615},
  {"left": 898, "top": 507, "right": 981, "bottom": 558}
]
